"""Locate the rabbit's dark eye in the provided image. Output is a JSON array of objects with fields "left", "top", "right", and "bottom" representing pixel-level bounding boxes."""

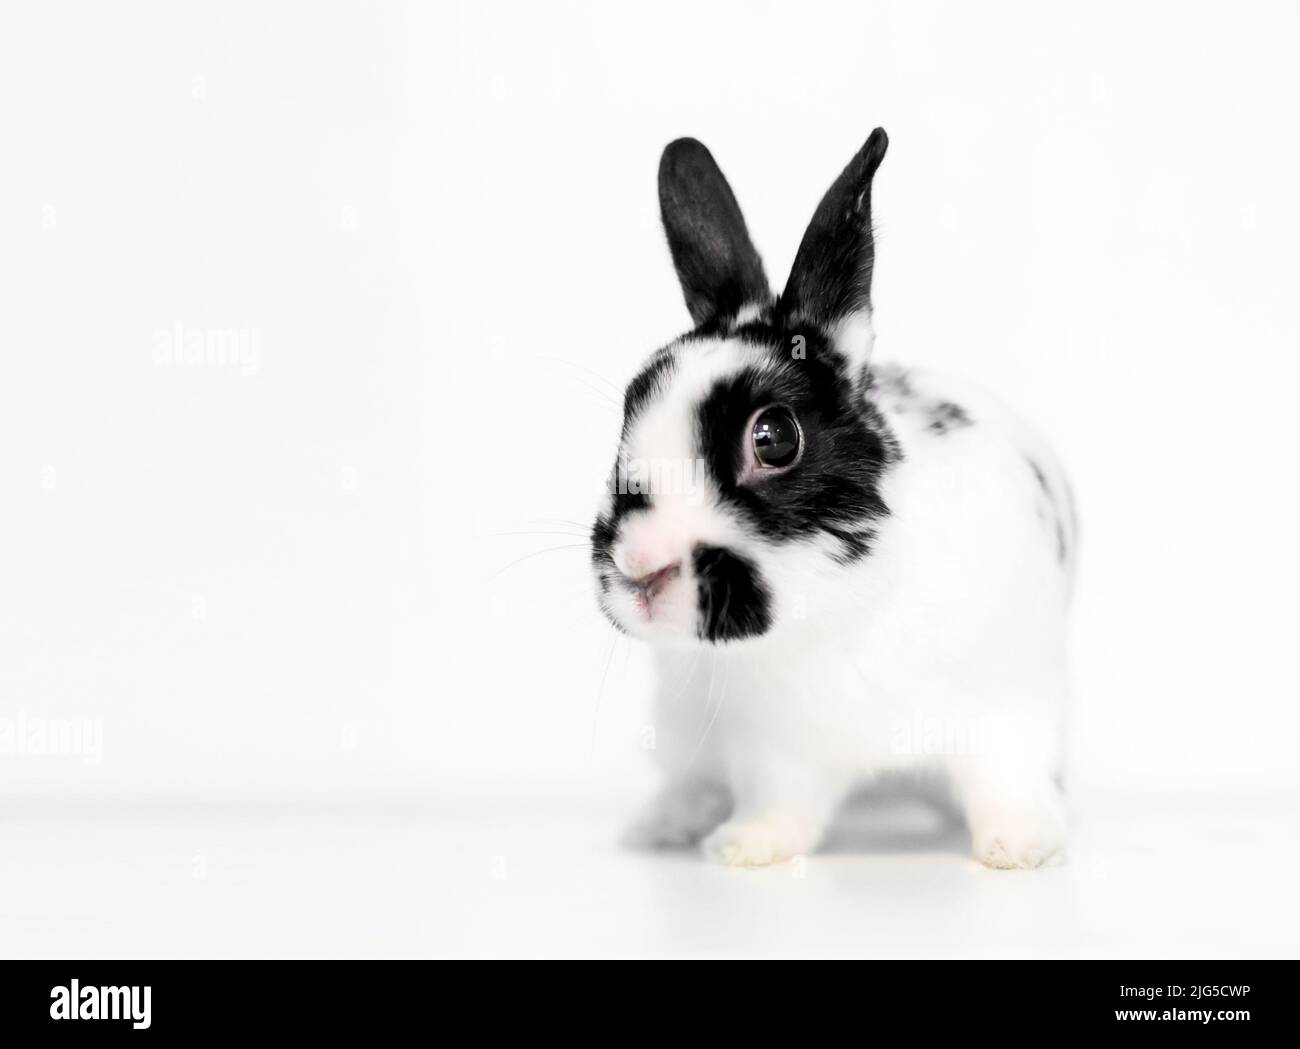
[{"left": 752, "top": 407, "right": 801, "bottom": 469}]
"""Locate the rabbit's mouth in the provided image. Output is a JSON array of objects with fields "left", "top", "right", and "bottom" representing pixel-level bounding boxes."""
[
  {"left": 603, "top": 556, "right": 695, "bottom": 637},
  {"left": 628, "top": 561, "right": 682, "bottom": 618}
]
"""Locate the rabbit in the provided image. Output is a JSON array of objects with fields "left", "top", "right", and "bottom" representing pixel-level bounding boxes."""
[{"left": 590, "top": 128, "right": 1075, "bottom": 869}]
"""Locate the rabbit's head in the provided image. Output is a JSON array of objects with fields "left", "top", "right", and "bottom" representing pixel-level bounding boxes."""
[{"left": 591, "top": 130, "right": 899, "bottom": 645}]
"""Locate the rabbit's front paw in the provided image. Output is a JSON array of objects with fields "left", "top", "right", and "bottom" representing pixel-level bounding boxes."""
[
  {"left": 701, "top": 814, "right": 819, "bottom": 868},
  {"left": 621, "top": 780, "right": 732, "bottom": 849},
  {"left": 970, "top": 805, "right": 1066, "bottom": 869}
]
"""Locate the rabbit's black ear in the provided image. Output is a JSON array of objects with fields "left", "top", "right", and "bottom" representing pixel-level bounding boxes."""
[
  {"left": 659, "top": 138, "right": 770, "bottom": 327},
  {"left": 780, "top": 128, "right": 889, "bottom": 366}
]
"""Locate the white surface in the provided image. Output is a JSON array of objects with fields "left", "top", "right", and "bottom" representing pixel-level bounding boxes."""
[{"left": 3, "top": 791, "right": 1295, "bottom": 959}]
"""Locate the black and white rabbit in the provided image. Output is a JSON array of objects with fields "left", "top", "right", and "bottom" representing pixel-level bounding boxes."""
[{"left": 591, "top": 129, "right": 1075, "bottom": 868}]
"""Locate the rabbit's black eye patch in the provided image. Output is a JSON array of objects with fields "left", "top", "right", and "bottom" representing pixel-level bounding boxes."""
[
  {"left": 693, "top": 327, "right": 900, "bottom": 563},
  {"left": 752, "top": 407, "right": 800, "bottom": 468}
]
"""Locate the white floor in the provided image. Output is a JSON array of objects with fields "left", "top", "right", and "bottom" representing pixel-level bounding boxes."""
[{"left": 2, "top": 791, "right": 1296, "bottom": 959}]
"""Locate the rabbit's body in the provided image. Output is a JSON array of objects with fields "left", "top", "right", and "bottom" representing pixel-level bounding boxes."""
[
  {"left": 628, "top": 361, "right": 1074, "bottom": 866},
  {"left": 593, "top": 130, "right": 1074, "bottom": 867}
]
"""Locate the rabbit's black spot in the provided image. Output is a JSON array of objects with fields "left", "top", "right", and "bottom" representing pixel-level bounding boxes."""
[
  {"left": 928, "top": 401, "right": 972, "bottom": 434},
  {"left": 1025, "top": 455, "right": 1069, "bottom": 565},
  {"left": 870, "top": 367, "right": 971, "bottom": 437},
  {"left": 868, "top": 364, "right": 919, "bottom": 404},
  {"left": 693, "top": 544, "right": 771, "bottom": 642},
  {"left": 1027, "top": 456, "right": 1050, "bottom": 494}
]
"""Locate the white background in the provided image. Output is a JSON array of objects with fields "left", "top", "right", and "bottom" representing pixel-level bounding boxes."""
[{"left": 2, "top": 1, "right": 1298, "bottom": 957}]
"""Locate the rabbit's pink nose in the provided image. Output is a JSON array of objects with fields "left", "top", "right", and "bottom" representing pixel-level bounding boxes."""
[
  {"left": 612, "top": 541, "right": 683, "bottom": 598},
  {"left": 613, "top": 539, "right": 673, "bottom": 581}
]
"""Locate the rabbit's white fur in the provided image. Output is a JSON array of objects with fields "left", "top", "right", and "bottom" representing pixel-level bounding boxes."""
[{"left": 616, "top": 344, "right": 1074, "bottom": 869}]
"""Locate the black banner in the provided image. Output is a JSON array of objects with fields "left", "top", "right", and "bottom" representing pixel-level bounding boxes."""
[{"left": 0, "top": 960, "right": 1291, "bottom": 1038}]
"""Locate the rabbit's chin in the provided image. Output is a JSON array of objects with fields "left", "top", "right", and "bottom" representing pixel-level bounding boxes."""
[{"left": 598, "top": 574, "right": 704, "bottom": 646}]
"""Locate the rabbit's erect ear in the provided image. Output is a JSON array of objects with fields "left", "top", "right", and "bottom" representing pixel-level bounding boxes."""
[
  {"left": 780, "top": 128, "right": 889, "bottom": 367},
  {"left": 659, "top": 138, "right": 770, "bottom": 327}
]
